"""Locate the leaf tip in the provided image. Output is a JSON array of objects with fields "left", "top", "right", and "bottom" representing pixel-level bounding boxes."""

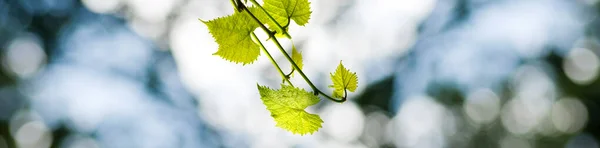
[{"left": 198, "top": 18, "right": 208, "bottom": 23}]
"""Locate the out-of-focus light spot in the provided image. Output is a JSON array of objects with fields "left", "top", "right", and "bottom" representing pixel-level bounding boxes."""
[
  {"left": 551, "top": 98, "right": 588, "bottom": 134},
  {"left": 361, "top": 111, "right": 389, "bottom": 148},
  {"left": 501, "top": 97, "right": 552, "bottom": 135},
  {"left": 463, "top": 89, "right": 500, "bottom": 124},
  {"left": 390, "top": 96, "right": 446, "bottom": 148},
  {"left": 62, "top": 135, "right": 100, "bottom": 148},
  {"left": 82, "top": 0, "right": 122, "bottom": 14},
  {"left": 512, "top": 65, "right": 556, "bottom": 101},
  {"left": 499, "top": 136, "right": 531, "bottom": 148},
  {"left": 9, "top": 110, "right": 42, "bottom": 137},
  {"left": 2, "top": 34, "right": 46, "bottom": 78},
  {"left": 14, "top": 121, "right": 53, "bottom": 148},
  {"left": 321, "top": 102, "right": 365, "bottom": 143},
  {"left": 566, "top": 133, "right": 599, "bottom": 148},
  {"left": 563, "top": 48, "right": 600, "bottom": 85},
  {"left": 503, "top": 65, "right": 555, "bottom": 135},
  {"left": 10, "top": 110, "right": 52, "bottom": 148},
  {"left": 126, "top": 0, "right": 177, "bottom": 23}
]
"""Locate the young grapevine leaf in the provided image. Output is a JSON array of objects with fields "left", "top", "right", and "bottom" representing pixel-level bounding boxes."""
[
  {"left": 329, "top": 61, "right": 358, "bottom": 98},
  {"left": 200, "top": 8, "right": 262, "bottom": 65},
  {"left": 290, "top": 44, "right": 303, "bottom": 77},
  {"left": 257, "top": 84, "right": 323, "bottom": 135},
  {"left": 259, "top": 0, "right": 311, "bottom": 34}
]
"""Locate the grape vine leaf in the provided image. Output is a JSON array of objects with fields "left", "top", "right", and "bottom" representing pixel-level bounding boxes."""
[
  {"left": 257, "top": 84, "right": 323, "bottom": 135},
  {"left": 329, "top": 61, "right": 358, "bottom": 98},
  {"left": 259, "top": 0, "right": 311, "bottom": 34},
  {"left": 200, "top": 8, "right": 262, "bottom": 65},
  {"left": 290, "top": 44, "right": 303, "bottom": 77}
]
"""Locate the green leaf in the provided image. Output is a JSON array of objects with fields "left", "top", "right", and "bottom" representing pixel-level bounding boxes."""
[
  {"left": 257, "top": 84, "right": 323, "bottom": 135},
  {"left": 201, "top": 8, "right": 262, "bottom": 65},
  {"left": 290, "top": 44, "right": 303, "bottom": 77},
  {"left": 259, "top": 0, "right": 311, "bottom": 33},
  {"left": 329, "top": 61, "right": 358, "bottom": 98}
]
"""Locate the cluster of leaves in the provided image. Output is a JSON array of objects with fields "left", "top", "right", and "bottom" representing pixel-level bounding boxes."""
[{"left": 200, "top": 0, "right": 358, "bottom": 135}]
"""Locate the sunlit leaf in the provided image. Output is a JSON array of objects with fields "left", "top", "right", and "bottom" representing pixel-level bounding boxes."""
[
  {"left": 257, "top": 84, "right": 322, "bottom": 135},
  {"left": 329, "top": 61, "right": 358, "bottom": 98},
  {"left": 201, "top": 7, "right": 263, "bottom": 65}
]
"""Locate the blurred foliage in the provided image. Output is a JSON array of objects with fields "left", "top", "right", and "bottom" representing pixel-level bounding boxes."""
[{"left": 355, "top": 76, "right": 395, "bottom": 114}]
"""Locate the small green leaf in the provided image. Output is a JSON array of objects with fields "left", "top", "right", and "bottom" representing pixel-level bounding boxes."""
[
  {"left": 201, "top": 8, "right": 262, "bottom": 65},
  {"left": 329, "top": 61, "right": 358, "bottom": 98},
  {"left": 257, "top": 84, "right": 323, "bottom": 135},
  {"left": 290, "top": 44, "right": 303, "bottom": 77}
]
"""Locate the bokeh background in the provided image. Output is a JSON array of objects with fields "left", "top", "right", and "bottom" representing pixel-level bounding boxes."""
[{"left": 0, "top": 0, "right": 600, "bottom": 147}]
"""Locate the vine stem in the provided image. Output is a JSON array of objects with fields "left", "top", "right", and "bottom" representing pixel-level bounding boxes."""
[
  {"left": 283, "top": 41, "right": 296, "bottom": 78},
  {"left": 251, "top": 33, "right": 294, "bottom": 86},
  {"left": 237, "top": 3, "right": 346, "bottom": 103},
  {"left": 248, "top": 0, "right": 292, "bottom": 39}
]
